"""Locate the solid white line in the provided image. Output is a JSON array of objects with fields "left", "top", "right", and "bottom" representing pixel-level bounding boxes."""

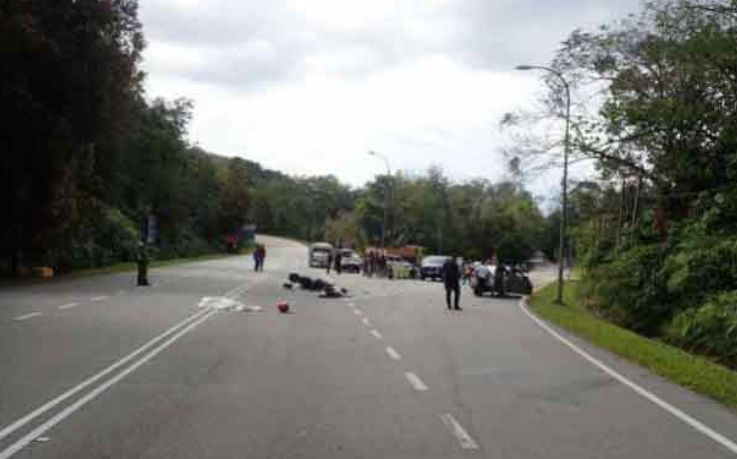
[
  {"left": 385, "top": 346, "right": 401, "bottom": 360},
  {"left": 371, "top": 329, "right": 383, "bottom": 340},
  {"left": 13, "top": 313, "right": 41, "bottom": 322},
  {"left": 362, "top": 317, "right": 371, "bottom": 326},
  {"left": 0, "top": 309, "right": 217, "bottom": 459},
  {"left": 90, "top": 296, "right": 108, "bottom": 302},
  {"left": 404, "top": 372, "right": 428, "bottom": 391},
  {"left": 519, "top": 298, "right": 737, "bottom": 455},
  {"left": 58, "top": 302, "right": 80, "bottom": 310},
  {"left": 440, "top": 413, "right": 479, "bottom": 450},
  {"left": 0, "top": 308, "right": 209, "bottom": 444}
]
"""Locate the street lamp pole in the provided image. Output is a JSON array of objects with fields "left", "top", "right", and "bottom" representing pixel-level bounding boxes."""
[
  {"left": 368, "top": 151, "right": 392, "bottom": 249},
  {"left": 515, "top": 65, "right": 571, "bottom": 305}
]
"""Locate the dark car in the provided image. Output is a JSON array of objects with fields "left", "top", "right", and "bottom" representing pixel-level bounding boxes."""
[
  {"left": 469, "top": 264, "right": 533, "bottom": 297},
  {"left": 420, "top": 256, "right": 451, "bottom": 281}
]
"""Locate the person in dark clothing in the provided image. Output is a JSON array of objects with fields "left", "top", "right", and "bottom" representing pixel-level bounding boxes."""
[
  {"left": 136, "top": 242, "right": 150, "bottom": 287},
  {"left": 442, "top": 256, "right": 462, "bottom": 310},
  {"left": 257, "top": 245, "right": 266, "bottom": 272},
  {"left": 326, "top": 250, "right": 333, "bottom": 274},
  {"left": 334, "top": 250, "right": 343, "bottom": 275}
]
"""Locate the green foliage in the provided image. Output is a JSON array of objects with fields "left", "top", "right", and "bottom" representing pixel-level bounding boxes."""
[
  {"left": 664, "top": 291, "right": 737, "bottom": 367},
  {"left": 585, "top": 244, "right": 669, "bottom": 335}
]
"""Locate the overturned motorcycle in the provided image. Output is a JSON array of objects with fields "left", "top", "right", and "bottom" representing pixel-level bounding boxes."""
[{"left": 469, "top": 265, "right": 533, "bottom": 297}]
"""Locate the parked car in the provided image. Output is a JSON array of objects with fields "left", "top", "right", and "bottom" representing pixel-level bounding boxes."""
[
  {"left": 420, "top": 255, "right": 451, "bottom": 281},
  {"left": 309, "top": 242, "right": 334, "bottom": 268},
  {"left": 340, "top": 249, "right": 362, "bottom": 273},
  {"left": 469, "top": 264, "right": 533, "bottom": 297}
]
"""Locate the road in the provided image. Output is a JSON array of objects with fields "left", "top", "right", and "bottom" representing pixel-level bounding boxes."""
[{"left": 1, "top": 235, "right": 736, "bottom": 458}]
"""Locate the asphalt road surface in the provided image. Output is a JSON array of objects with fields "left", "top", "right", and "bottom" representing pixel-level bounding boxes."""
[{"left": 2, "top": 235, "right": 737, "bottom": 458}]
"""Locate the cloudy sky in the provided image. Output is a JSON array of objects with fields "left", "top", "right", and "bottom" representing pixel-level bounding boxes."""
[{"left": 139, "top": 0, "right": 643, "bottom": 193}]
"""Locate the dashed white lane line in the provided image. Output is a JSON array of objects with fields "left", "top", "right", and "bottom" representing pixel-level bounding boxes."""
[
  {"left": 13, "top": 313, "right": 41, "bottom": 322},
  {"left": 519, "top": 298, "right": 737, "bottom": 455},
  {"left": 385, "top": 346, "right": 401, "bottom": 360},
  {"left": 440, "top": 413, "right": 479, "bottom": 450},
  {"left": 58, "top": 302, "right": 81, "bottom": 310},
  {"left": 354, "top": 309, "right": 363, "bottom": 316},
  {"left": 90, "top": 296, "right": 108, "bottom": 302},
  {"left": 371, "top": 329, "right": 383, "bottom": 340},
  {"left": 404, "top": 372, "right": 428, "bottom": 391},
  {"left": 348, "top": 302, "right": 355, "bottom": 307},
  {"left": 361, "top": 317, "right": 371, "bottom": 327}
]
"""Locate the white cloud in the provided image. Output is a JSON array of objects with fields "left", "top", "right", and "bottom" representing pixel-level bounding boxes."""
[{"left": 139, "top": 0, "right": 644, "bottom": 194}]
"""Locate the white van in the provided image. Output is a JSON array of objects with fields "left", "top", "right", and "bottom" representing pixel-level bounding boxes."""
[{"left": 309, "top": 242, "right": 334, "bottom": 268}]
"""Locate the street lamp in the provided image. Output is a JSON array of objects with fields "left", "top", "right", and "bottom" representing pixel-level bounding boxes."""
[
  {"left": 516, "top": 64, "right": 571, "bottom": 305},
  {"left": 368, "top": 151, "right": 392, "bottom": 249}
]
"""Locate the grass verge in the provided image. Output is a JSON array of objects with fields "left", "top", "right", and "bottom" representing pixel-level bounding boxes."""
[
  {"left": 0, "top": 251, "right": 249, "bottom": 289},
  {"left": 527, "top": 280, "right": 737, "bottom": 411}
]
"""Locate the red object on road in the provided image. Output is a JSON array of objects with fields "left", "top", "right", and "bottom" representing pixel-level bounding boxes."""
[{"left": 278, "top": 301, "right": 289, "bottom": 314}]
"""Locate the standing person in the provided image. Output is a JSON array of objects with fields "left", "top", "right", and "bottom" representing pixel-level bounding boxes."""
[
  {"left": 253, "top": 245, "right": 261, "bottom": 272},
  {"left": 136, "top": 241, "right": 150, "bottom": 287},
  {"left": 257, "top": 245, "right": 266, "bottom": 272},
  {"left": 334, "top": 249, "right": 343, "bottom": 275},
  {"left": 326, "top": 249, "right": 333, "bottom": 274},
  {"left": 442, "top": 255, "right": 462, "bottom": 311}
]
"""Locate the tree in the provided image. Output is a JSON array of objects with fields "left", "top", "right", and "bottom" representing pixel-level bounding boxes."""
[
  {"left": 0, "top": 0, "right": 144, "bottom": 273},
  {"left": 218, "top": 158, "right": 251, "bottom": 238}
]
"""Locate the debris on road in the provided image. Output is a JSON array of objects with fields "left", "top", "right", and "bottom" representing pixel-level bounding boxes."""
[
  {"left": 278, "top": 301, "right": 290, "bottom": 313},
  {"left": 287, "top": 273, "right": 349, "bottom": 298},
  {"left": 198, "top": 297, "right": 262, "bottom": 313}
]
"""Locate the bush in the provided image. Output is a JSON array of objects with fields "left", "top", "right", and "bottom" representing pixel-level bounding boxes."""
[
  {"left": 664, "top": 291, "right": 737, "bottom": 368},
  {"left": 584, "top": 244, "right": 669, "bottom": 335},
  {"left": 662, "top": 235, "right": 737, "bottom": 309}
]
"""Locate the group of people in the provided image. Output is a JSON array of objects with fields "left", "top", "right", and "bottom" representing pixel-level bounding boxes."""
[
  {"left": 362, "top": 250, "right": 389, "bottom": 277},
  {"left": 253, "top": 244, "right": 267, "bottom": 272}
]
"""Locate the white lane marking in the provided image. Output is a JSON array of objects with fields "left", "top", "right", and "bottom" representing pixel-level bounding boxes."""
[
  {"left": 361, "top": 317, "right": 371, "bottom": 327},
  {"left": 371, "top": 330, "right": 383, "bottom": 340},
  {"left": 0, "top": 309, "right": 217, "bottom": 459},
  {"left": 0, "top": 308, "right": 210, "bottom": 444},
  {"left": 348, "top": 302, "right": 355, "bottom": 307},
  {"left": 385, "top": 346, "right": 401, "bottom": 360},
  {"left": 90, "top": 296, "right": 108, "bottom": 302},
  {"left": 13, "top": 313, "right": 41, "bottom": 322},
  {"left": 354, "top": 309, "right": 363, "bottom": 316},
  {"left": 58, "top": 303, "right": 80, "bottom": 310},
  {"left": 440, "top": 413, "right": 479, "bottom": 450},
  {"left": 519, "top": 298, "right": 737, "bottom": 456},
  {"left": 404, "top": 372, "right": 428, "bottom": 391}
]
